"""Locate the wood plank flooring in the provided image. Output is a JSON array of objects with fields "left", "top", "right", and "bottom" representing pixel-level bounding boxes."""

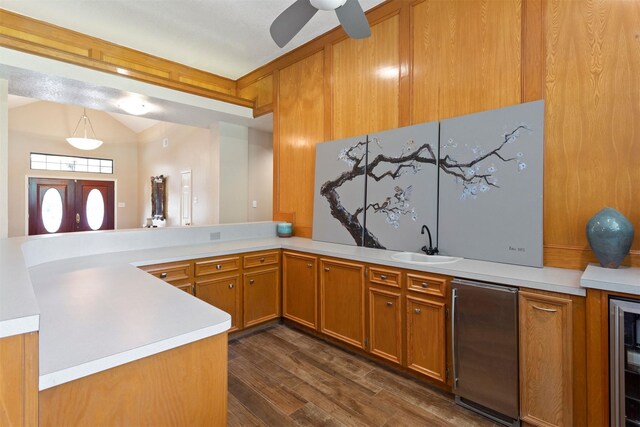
[{"left": 228, "top": 324, "right": 497, "bottom": 426}]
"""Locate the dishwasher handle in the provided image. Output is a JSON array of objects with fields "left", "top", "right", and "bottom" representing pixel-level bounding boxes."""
[{"left": 452, "top": 287, "right": 458, "bottom": 390}]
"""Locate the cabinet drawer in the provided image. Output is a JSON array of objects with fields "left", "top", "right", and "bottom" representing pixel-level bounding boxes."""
[
  {"left": 243, "top": 251, "right": 280, "bottom": 269},
  {"left": 140, "top": 261, "right": 193, "bottom": 284},
  {"left": 407, "top": 273, "right": 448, "bottom": 297},
  {"left": 195, "top": 256, "right": 240, "bottom": 277},
  {"left": 369, "top": 266, "right": 401, "bottom": 288}
]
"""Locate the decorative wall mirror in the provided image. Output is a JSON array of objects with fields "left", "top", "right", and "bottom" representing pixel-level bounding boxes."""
[{"left": 151, "top": 175, "right": 167, "bottom": 220}]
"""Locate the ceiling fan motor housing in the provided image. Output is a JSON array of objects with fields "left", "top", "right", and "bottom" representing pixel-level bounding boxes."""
[{"left": 310, "top": 0, "right": 347, "bottom": 11}]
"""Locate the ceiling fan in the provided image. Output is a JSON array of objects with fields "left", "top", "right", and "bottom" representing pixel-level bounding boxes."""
[{"left": 270, "top": 0, "right": 371, "bottom": 48}]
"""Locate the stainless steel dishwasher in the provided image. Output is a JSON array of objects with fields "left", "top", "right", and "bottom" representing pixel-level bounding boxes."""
[{"left": 452, "top": 278, "right": 520, "bottom": 426}]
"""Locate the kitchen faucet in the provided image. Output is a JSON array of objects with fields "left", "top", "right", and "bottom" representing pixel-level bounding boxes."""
[{"left": 420, "top": 225, "right": 438, "bottom": 255}]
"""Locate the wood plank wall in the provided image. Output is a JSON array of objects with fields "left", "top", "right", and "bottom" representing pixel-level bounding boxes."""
[
  {"left": 2, "top": 0, "right": 639, "bottom": 269},
  {"left": 239, "top": 0, "right": 640, "bottom": 270}
]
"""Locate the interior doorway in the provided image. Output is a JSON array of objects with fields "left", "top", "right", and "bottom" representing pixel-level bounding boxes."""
[{"left": 28, "top": 178, "right": 115, "bottom": 235}]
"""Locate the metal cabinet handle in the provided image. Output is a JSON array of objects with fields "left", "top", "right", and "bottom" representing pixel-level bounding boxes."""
[
  {"left": 160, "top": 272, "right": 168, "bottom": 279},
  {"left": 421, "top": 282, "right": 429, "bottom": 288},
  {"left": 414, "top": 308, "right": 421, "bottom": 314},
  {"left": 324, "top": 267, "right": 330, "bottom": 272},
  {"left": 249, "top": 279, "right": 255, "bottom": 284},
  {"left": 216, "top": 264, "right": 222, "bottom": 270},
  {"left": 228, "top": 283, "right": 234, "bottom": 289},
  {"left": 380, "top": 275, "right": 387, "bottom": 280},
  {"left": 307, "top": 263, "right": 313, "bottom": 268},
  {"left": 386, "top": 301, "right": 394, "bottom": 307},
  {"left": 260, "top": 257, "right": 265, "bottom": 263},
  {"left": 533, "top": 305, "right": 557, "bottom": 313}
]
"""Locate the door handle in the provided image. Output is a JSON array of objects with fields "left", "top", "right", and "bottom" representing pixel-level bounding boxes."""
[
  {"left": 260, "top": 257, "right": 265, "bottom": 263},
  {"left": 533, "top": 305, "right": 557, "bottom": 313},
  {"left": 249, "top": 279, "right": 255, "bottom": 284},
  {"left": 452, "top": 288, "right": 458, "bottom": 390},
  {"left": 228, "top": 283, "right": 234, "bottom": 289},
  {"left": 414, "top": 308, "right": 421, "bottom": 314},
  {"left": 421, "top": 282, "right": 429, "bottom": 288},
  {"left": 75, "top": 213, "right": 80, "bottom": 224},
  {"left": 324, "top": 267, "right": 330, "bottom": 272},
  {"left": 380, "top": 275, "right": 387, "bottom": 280},
  {"left": 307, "top": 263, "right": 313, "bottom": 268},
  {"left": 386, "top": 301, "right": 394, "bottom": 307},
  {"left": 216, "top": 264, "right": 222, "bottom": 270},
  {"left": 159, "top": 272, "right": 168, "bottom": 279}
]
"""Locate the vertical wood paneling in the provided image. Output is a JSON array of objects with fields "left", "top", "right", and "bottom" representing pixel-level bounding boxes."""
[
  {"left": 0, "top": 332, "right": 38, "bottom": 426},
  {"left": 543, "top": 0, "right": 640, "bottom": 268},
  {"left": 411, "top": 0, "right": 522, "bottom": 123},
  {"left": 332, "top": 15, "right": 400, "bottom": 139},
  {"left": 277, "top": 52, "right": 325, "bottom": 236}
]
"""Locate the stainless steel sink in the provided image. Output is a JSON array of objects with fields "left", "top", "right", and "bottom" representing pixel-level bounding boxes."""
[{"left": 390, "top": 252, "right": 463, "bottom": 265}]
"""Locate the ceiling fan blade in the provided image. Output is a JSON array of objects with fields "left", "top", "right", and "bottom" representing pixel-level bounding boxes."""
[
  {"left": 270, "top": 0, "right": 319, "bottom": 48},
  {"left": 335, "top": 0, "right": 371, "bottom": 39}
]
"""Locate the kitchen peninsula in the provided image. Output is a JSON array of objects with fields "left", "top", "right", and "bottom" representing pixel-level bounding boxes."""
[{"left": 1, "top": 221, "right": 590, "bottom": 425}]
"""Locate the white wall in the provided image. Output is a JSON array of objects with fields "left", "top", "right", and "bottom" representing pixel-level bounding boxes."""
[
  {"left": 247, "top": 128, "right": 273, "bottom": 222},
  {"left": 138, "top": 122, "right": 218, "bottom": 227},
  {"left": 0, "top": 80, "right": 8, "bottom": 238},
  {"left": 8, "top": 101, "right": 139, "bottom": 237},
  {"left": 219, "top": 122, "right": 248, "bottom": 224}
]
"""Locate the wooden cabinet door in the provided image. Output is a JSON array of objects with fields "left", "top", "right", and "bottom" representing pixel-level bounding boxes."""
[
  {"left": 175, "top": 282, "right": 194, "bottom": 295},
  {"left": 320, "top": 258, "right": 365, "bottom": 349},
  {"left": 195, "top": 275, "right": 241, "bottom": 332},
  {"left": 243, "top": 268, "right": 280, "bottom": 328},
  {"left": 406, "top": 295, "right": 446, "bottom": 382},
  {"left": 369, "top": 287, "right": 402, "bottom": 364},
  {"left": 282, "top": 252, "right": 317, "bottom": 329},
  {"left": 519, "top": 291, "right": 573, "bottom": 427}
]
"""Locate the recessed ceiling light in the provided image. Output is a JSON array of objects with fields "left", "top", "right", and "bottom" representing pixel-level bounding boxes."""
[{"left": 118, "top": 97, "right": 150, "bottom": 116}]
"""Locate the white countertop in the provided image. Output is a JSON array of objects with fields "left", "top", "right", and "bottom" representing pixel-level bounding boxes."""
[
  {"left": 0, "top": 222, "right": 590, "bottom": 391},
  {"left": 581, "top": 264, "right": 640, "bottom": 295}
]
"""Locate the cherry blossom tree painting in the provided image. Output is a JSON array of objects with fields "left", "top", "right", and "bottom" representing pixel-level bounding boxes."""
[
  {"left": 312, "top": 101, "right": 543, "bottom": 265},
  {"left": 438, "top": 100, "right": 544, "bottom": 267}
]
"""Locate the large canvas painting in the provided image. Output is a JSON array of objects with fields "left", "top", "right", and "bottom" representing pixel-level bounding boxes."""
[
  {"left": 312, "top": 135, "right": 367, "bottom": 246},
  {"left": 438, "top": 100, "right": 544, "bottom": 267},
  {"left": 364, "top": 122, "right": 439, "bottom": 251}
]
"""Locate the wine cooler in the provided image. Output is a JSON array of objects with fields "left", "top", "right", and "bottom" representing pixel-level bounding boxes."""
[{"left": 610, "top": 298, "right": 640, "bottom": 426}]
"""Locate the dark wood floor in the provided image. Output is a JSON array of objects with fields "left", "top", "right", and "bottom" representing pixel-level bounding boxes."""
[{"left": 227, "top": 324, "right": 497, "bottom": 427}]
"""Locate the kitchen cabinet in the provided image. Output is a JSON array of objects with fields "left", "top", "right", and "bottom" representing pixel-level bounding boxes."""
[
  {"left": 405, "top": 272, "right": 450, "bottom": 384},
  {"left": 195, "top": 275, "right": 241, "bottom": 332},
  {"left": 369, "top": 286, "right": 402, "bottom": 364},
  {"left": 320, "top": 258, "right": 366, "bottom": 349},
  {"left": 243, "top": 267, "right": 280, "bottom": 328},
  {"left": 139, "top": 260, "right": 194, "bottom": 295},
  {"left": 406, "top": 295, "right": 447, "bottom": 383},
  {"left": 519, "top": 290, "right": 573, "bottom": 427},
  {"left": 282, "top": 251, "right": 318, "bottom": 329}
]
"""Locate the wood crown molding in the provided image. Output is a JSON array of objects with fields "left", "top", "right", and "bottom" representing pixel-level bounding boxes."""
[{"left": 0, "top": 8, "right": 255, "bottom": 109}]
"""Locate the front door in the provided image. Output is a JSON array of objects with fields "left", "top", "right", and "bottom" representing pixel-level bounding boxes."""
[{"left": 28, "top": 178, "right": 115, "bottom": 235}]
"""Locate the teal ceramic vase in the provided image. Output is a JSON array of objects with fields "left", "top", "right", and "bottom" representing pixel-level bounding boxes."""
[{"left": 586, "top": 208, "right": 634, "bottom": 269}]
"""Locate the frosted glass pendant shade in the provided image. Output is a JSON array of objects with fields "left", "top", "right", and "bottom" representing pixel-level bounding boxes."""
[
  {"left": 67, "top": 108, "right": 103, "bottom": 150},
  {"left": 66, "top": 137, "right": 103, "bottom": 150}
]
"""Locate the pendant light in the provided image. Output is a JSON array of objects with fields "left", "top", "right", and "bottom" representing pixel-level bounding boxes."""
[{"left": 66, "top": 108, "right": 103, "bottom": 150}]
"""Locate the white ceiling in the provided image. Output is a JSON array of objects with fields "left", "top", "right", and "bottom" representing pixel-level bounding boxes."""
[{"left": 0, "top": 0, "right": 386, "bottom": 79}]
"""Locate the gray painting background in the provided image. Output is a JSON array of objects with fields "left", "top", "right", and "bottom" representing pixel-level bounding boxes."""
[
  {"left": 365, "top": 122, "right": 439, "bottom": 252},
  {"left": 312, "top": 135, "right": 367, "bottom": 246},
  {"left": 438, "top": 100, "right": 544, "bottom": 267}
]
